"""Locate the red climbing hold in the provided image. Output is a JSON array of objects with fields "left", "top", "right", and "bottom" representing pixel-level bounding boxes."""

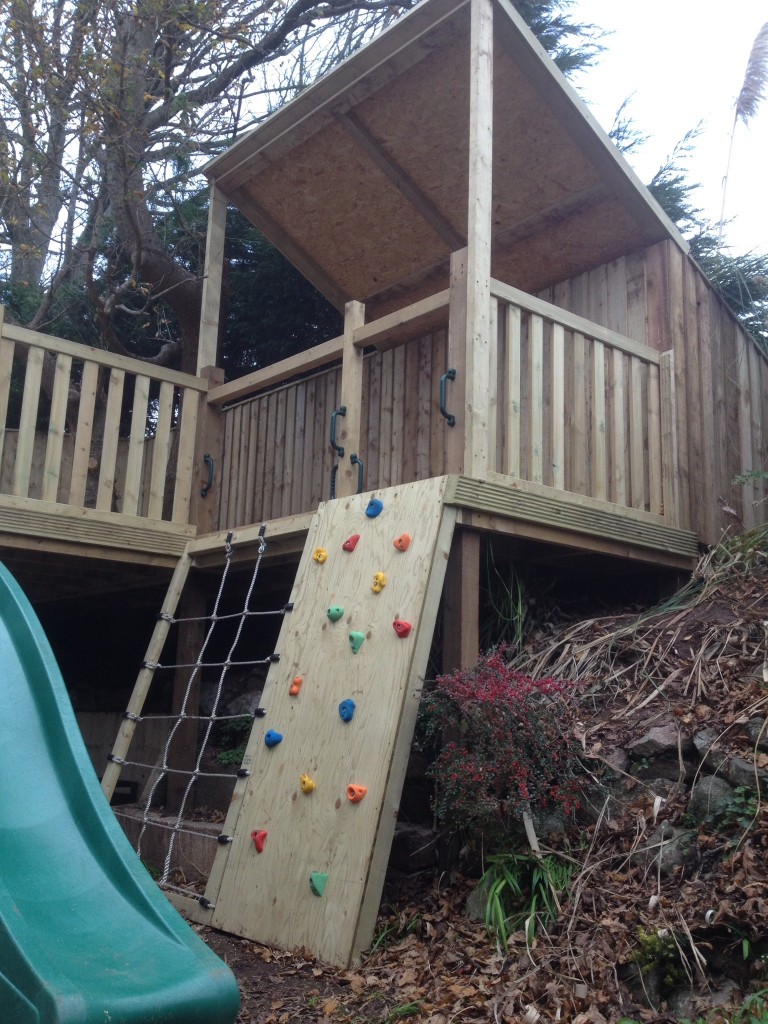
[
  {"left": 342, "top": 534, "right": 361, "bottom": 552},
  {"left": 251, "top": 829, "right": 268, "bottom": 853},
  {"left": 393, "top": 619, "right": 413, "bottom": 638}
]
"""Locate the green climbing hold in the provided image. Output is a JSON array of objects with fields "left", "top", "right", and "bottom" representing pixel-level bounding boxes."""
[
  {"left": 327, "top": 605, "right": 344, "bottom": 622},
  {"left": 348, "top": 631, "right": 365, "bottom": 654},
  {"left": 309, "top": 872, "right": 329, "bottom": 897}
]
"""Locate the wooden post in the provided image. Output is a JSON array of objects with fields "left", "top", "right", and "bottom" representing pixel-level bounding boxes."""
[
  {"left": 336, "top": 300, "right": 365, "bottom": 498},
  {"left": 197, "top": 184, "right": 227, "bottom": 376},
  {"left": 660, "top": 350, "right": 680, "bottom": 528},
  {"left": 166, "top": 579, "right": 207, "bottom": 814},
  {"left": 188, "top": 366, "right": 225, "bottom": 534},
  {"left": 441, "top": 529, "right": 481, "bottom": 671}
]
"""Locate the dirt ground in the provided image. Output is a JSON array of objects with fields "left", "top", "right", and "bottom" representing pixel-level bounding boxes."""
[{"left": 193, "top": 528, "right": 768, "bottom": 1024}]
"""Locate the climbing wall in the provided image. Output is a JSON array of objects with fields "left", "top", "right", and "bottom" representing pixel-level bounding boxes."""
[{"left": 207, "top": 478, "right": 455, "bottom": 965}]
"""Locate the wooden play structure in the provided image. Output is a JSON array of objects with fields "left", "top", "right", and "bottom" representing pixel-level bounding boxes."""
[{"left": 1, "top": 0, "right": 768, "bottom": 966}]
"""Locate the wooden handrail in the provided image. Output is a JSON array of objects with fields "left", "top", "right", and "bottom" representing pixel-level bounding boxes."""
[
  {"left": 3, "top": 322, "right": 209, "bottom": 390},
  {"left": 491, "top": 278, "right": 661, "bottom": 364}
]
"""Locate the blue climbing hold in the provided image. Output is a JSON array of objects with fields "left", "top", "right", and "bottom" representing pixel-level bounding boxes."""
[
  {"left": 339, "top": 699, "right": 356, "bottom": 723},
  {"left": 264, "top": 730, "right": 283, "bottom": 748},
  {"left": 365, "top": 498, "right": 384, "bottom": 518}
]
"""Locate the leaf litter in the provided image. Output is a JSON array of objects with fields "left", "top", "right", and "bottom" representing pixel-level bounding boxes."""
[{"left": 201, "top": 524, "right": 768, "bottom": 1023}]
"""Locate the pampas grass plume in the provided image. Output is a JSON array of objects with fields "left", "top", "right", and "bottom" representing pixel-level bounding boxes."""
[{"left": 735, "top": 21, "right": 768, "bottom": 125}]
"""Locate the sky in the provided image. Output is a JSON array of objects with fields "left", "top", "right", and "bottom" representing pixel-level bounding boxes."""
[{"left": 569, "top": 1, "right": 768, "bottom": 256}]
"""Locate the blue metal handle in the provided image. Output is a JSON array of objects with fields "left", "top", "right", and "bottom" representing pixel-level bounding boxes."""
[
  {"left": 330, "top": 406, "right": 347, "bottom": 457},
  {"left": 201, "top": 453, "right": 214, "bottom": 497},
  {"left": 350, "top": 453, "right": 364, "bottom": 494},
  {"left": 439, "top": 368, "right": 456, "bottom": 427}
]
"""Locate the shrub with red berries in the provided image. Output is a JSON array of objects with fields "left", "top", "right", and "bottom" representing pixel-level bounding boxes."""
[{"left": 420, "top": 646, "right": 582, "bottom": 845}]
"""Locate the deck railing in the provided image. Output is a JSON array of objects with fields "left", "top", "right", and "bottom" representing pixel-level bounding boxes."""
[
  {"left": 0, "top": 315, "right": 208, "bottom": 525},
  {"left": 490, "top": 280, "right": 677, "bottom": 522},
  {"left": 208, "top": 281, "right": 678, "bottom": 531}
]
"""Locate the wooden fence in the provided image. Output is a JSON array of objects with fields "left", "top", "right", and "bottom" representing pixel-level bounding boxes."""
[
  {"left": 490, "top": 280, "right": 677, "bottom": 522},
  {"left": 0, "top": 315, "right": 208, "bottom": 524}
]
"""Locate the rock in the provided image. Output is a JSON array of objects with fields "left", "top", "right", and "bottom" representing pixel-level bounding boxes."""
[
  {"left": 693, "top": 728, "right": 723, "bottom": 762},
  {"left": 390, "top": 823, "right": 438, "bottom": 871},
  {"left": 633, "top": 824, "right": 693, "bottom": 876},
  {"left": 721, "top": 755, "right": 768, "bottom": 789},
  {"left": 465, "top": 874, "right": 491, "bottom": 923},
  {"left": 687, "top": 775, "right": 735, "bottom": 820},
  {"left": 746, "top": 717, "right": 768, "bottom": 752},
  {"left": 627, "top": 724, "right": 692, "bottom": 758}
]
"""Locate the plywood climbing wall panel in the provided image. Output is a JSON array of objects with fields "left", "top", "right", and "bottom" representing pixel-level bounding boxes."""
[{"left": 209, "top": 477, "right": 455, "bottom": 965}]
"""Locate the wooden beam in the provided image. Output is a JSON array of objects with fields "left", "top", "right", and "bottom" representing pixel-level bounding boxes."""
[
  {"left": 228, "top": 191, "right": 349, "bottom": 311},
  {"left": 340, "top": 111, "right": 465, "bottom": 250},
  {"left": 463, "top": 0, "right": 494, "bottom": 480},
  {"left": 197, "top": 184, "right": 227, "bottom": 375},
  {"left": 442, "top": 528, "right": 480, "bottom": 670},
  {"left": 352, "top": 290, "right": 450, "bottom": 351},
  {"left": 336, "top": 301, "right": 366, "bottom": 498}
]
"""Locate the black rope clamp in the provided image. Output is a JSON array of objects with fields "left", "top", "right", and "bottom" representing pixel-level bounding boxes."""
[
  {"left": 157, "top": 612, "right": 174, "bottom": 623},
  {"left": 198, "top": 897, "right": 214, "bottom": 909},
  {"left": 254, "top": 707, "right": 267, "bottom": 718},
  {"left": 107, "top": 754, "right": 127, "bottom": 765},
  {"left": 237, "top": 768, "right": 251, "bottom": 778},
  {"left": 282, "top": 603, "right": 294, "bottom": 614},
  {"left": 269, "top": 652, "right": 280, "bottom": 663},
  {"left": 217, "top": 834, "right": 233, "bottom": 844},
  {"left": 122, "top": 711, "right": 141, "bottom": 723}
]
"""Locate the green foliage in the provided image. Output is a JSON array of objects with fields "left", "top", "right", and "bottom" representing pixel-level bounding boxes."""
[
  {"left": 512, "top": 0, "right": 603, "bottom": 77},
  {"left": 631, "top": 927, "right": 686, "bottom": 993},
  {"left": 482, "top": 851, "right": 572, "bottom": 948},
  {"left": 215, "top": 715, "right": 252, "bottom": 766},
  {"left": 420, "top": 647, "right": 582, "bottom": 846}
]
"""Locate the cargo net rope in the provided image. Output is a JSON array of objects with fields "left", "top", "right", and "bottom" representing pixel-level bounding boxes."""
[{"left": 110, "top": 526, "right": 290, "bottom": 904}]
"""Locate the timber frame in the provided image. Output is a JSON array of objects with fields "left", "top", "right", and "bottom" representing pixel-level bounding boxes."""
[{"left": 0, "top": 0, "right": 766, "bottom": 653}]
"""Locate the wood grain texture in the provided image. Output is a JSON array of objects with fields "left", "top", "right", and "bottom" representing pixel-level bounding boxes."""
[{"left": 209, "top": 477, "right": 455, "bottom": 965}]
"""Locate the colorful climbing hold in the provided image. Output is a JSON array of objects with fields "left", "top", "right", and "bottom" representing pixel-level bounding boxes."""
[
  {"left": 365, "top": 498, "right": 384, "bottom": 518},
  {"left": 312, "top": 548, "right": 328, "bottom": 564},
  {"left": 300, "top": 773, "right": 316, "bottom": 794},
  {"left": 289, "top": 676, "right": 303, "bottom": 696},
  {"left": 251, "top": 829, "right": 268, "bottom": 853},
  {"left": 347, "top": 784, "right": 367, "bottom": 803},
  {"left": 371, "top": 572, "right": 387, "bottom": 594},
  {"left": 393, "top": 533, "right": 411, "bottom": 551},
  {"left": 327, "top": 605, "right": 344, "bottom": 622},
  {"left": 393, "top": 619, "right": 413, "bottom": 638},
  {"left": 348, "top": 631, "right": 365, "bottom": 654},
  {"left": 264, "top": 729, "right": 283, "bottom": 748},
  {"left": 342, "top": 533, "right": 360, "bottom": 552},
  {"left": 338, "top": 699, "right": 356, "bottom": 723},
  {"left": 309, "top": 872, "right": 329, "bottom": 897}
]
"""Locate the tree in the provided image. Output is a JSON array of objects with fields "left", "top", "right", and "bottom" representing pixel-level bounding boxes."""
[{"left": 0, "top": 0, "right": 415, "bottom": 371}]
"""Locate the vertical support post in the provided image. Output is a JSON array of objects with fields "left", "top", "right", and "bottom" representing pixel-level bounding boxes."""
[
  {"left": 463, "top": 0, "right": 494, "bottom": 480},
  {"left": 441, "top": 529, "right": 481, "bottom": 672},
  {"left": 660, "top": 351, "right": 680, "bottom": 528},
  {"left": 189, "top": 366, "right": 225, "bottom": 534},
  {"left": 337, "top": 300, "right": 366, "bottom": 498},
  {"left": 166, "top": 579, "right": 207, "bottom": 814},
  {"left": 196, "top": 184, "right": 227, "bottom": 376}
]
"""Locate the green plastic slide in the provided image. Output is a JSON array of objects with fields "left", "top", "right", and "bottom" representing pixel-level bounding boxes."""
[{"left": 0, "top": 562, "right": 240, "bottom": 1024}]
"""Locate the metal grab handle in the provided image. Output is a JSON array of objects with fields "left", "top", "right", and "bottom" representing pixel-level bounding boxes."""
[
  {"left": 350, "top": 453, "right": 364, "bottom": 494},
  {"left": 330, "top": 405, "right": 347, "bottom": 457},
  {"left": 439, "top": 368, "right": 456, "bottom": 427},
  {"left": 201, "top": 453, "right": 214, "bottom": 497}
]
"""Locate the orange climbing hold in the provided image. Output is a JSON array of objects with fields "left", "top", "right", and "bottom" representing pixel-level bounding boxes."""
[
  {"left": 346, "top": 784, "right": 367, "bottom": 803},
  {"left": 393, "top": 533, "right": 411, "bottom": 551},
  {"left": 289, "top": 676, "right": 303, "bottom": 696},
  {"left": 251, "top": 829, "right": 268, "bottom": 853}
]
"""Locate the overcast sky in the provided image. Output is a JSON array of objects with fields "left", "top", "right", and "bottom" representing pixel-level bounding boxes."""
[{"left": 570, "top": 1, "right": 768, "bottom": 255}]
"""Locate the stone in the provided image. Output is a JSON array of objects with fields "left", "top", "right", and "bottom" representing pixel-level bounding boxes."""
[
  {"left": 746, "top": 717, "right": 768, "bottom": 752},
  {"left": 633, "top": 824, "right": 693, "bottom": 876},
  {"left": 687, "top": 775, "right": 735, "bottom": 820},
  {"left": 722, "top": 755, "right": 768, "bottom": 789},
  {"left": 390, "top": 823, "right": 438, "bottom": 871},
  {"left": 627, "top": 723, "right": 691, "bottom": 758}
]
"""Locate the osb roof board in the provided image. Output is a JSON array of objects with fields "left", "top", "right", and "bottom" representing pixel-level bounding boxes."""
[{"left": 206, "top": 0, "right": 686, "bottom": 314}]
